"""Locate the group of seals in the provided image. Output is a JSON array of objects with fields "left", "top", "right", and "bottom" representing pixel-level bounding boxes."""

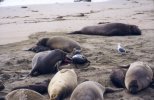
[
  {"left": 70, "top": 81, "right": 123, "bottom": 100},
  {"left": 28, "top": 36, "right": 81, "bottom": 53},
  {"left": 48, "top": 69, "right": 77, "bottom": 100},
  {"left": 110, "top": 61, "right": 153, "bottom": 94},
  {"left": 29, "top": 49, "right": 71, "bottom": 76},
  {"left": 69, "top": 23, "right": 141, "bottom": 36}
]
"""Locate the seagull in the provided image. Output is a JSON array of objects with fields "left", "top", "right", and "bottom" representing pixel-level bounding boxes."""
[{"left": 117, "top": 43, "right": 126, "bottom": 54}]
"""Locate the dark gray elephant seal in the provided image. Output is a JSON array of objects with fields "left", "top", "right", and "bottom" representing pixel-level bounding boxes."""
[
  {"left": 29, "top": 49, "right": 70, "bottom": 76},
  {"left": 11, "top": 79, "right": 50, "bottom": 94},
  {"left": 110, "top": 69, "right": 126, "bottom": 88},
  {"left": 70, "top": 81, "right": 123, "bottom": 100},
  {"left": 5, "top": 89, "right": 46, "bottom": 100},
  {"left": 28, "top": 36, "right": 81, "bottom": 53},
  {"left": 125, "top": 61, "right": 153, "bottom": 94},
  {"left": 69, "top": 23, "right": 141, "bottom": 36}
]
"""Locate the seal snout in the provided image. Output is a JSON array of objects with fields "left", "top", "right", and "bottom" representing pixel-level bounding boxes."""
[{"left": 128, "top": 80, "right": 138, "bottom": 94}]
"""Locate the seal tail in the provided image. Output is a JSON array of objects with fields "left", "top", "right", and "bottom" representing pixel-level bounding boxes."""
[
  {"left": 68, "top": 31, "right": 82, "bottom": 34},
  {"left": 105, "top": 87, "right": 124, "bottom": 93}
]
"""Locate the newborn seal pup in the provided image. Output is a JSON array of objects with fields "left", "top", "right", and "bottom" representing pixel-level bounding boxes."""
[
  {"left": 70, "top": 81, "right": 123, "bottom": 100},
  {"left": 29, "top": 49, "right": 70, "bottom": 76},
  {"left": 5, "top": 89, "right": 46, "bottom": 100},
  {"left": 125, "top": 61, "right": 153, "bottom": 94},
  {"left": 69, "top": 23, "right": 141, "bottom": 36},
  {"left": 48, "top": 69, "right": 77, "bottom": 100},
  {"left": 28, "top": 36, "right": 81, "bottom": 53}
]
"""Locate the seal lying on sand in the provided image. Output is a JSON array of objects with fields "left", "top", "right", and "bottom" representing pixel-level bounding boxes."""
[
  {"left": 70, "top": 81, "right": 123, "bottom": 100},
  {"left": 69, "top": 23, "right": 141, "bottom": 36},
  {"left": 110, "top": 61, "right": 153, "bottom": 94},
  {"left": 29, "top": 49, "right": 71, "bottom": 76},
  {"left": 48, "top": 69, "right": 77, "bottom": 100},
  {"left": 110, "top": 69, "right": 126, "bottom": 88},
  {"left": 28, "top": 36, "right": 81, "bottom": 53},
  {"left": 5, "top": 89, "right": 46, "bottom": 100},
  {"left": 11, "top": 79, "right": 50, "bottom": 94}
]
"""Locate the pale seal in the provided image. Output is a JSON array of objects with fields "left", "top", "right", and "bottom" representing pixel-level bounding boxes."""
[{"left": 48, "top": 69, "right": 77, "bottom": 100}]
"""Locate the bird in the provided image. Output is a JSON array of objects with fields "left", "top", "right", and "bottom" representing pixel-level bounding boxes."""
[{"left": 117, "top": 43, "right": 126, "bottom": 54}]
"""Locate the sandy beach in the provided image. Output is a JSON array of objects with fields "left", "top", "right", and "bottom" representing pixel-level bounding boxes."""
[{"left": 0, "top": 0, "right": 154, "bottom": 99}]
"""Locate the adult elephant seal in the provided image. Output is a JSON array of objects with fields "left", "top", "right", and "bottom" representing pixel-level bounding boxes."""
[
  {"left": 29, "top": 49, "right": 70, "bottom": 76},
  {"left": 48, "top": 69, "right": 77, "bottom": 100},
  {"left": 125, "top": 61, "right": 153, "bottom": 94},
  {"left": 4, "top": 89, "right": 47, "bottom": 100},
  {"left": 28, "top": 36, "right": 81, "bottom": 53},
  {"left": 69, "top": 23, "right": 141, "bottom": 36},
  {"left": 70, "top": 81, "right": 123, "bottom": 100},
  {"left": 11, "top": 79, "right": 50, "bottom": 94}
]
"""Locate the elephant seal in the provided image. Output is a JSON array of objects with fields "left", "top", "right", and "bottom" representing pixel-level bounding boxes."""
[
  {"left": 5, "top": 89, "right": 46, "bottom": 100},
  {"left": 29, "top": 49, "right": 71, "bottom": 76},
  {"left": 70, "top": 81, "right": 123, "bottom": 100},
  {"left": 48, "top": 69, "right": 77, "bottom": 100},
  {"left": 12, "top": 79, "right": 50, "bottom": 94},
  {"left": 110, "top": 69, "right": 126, "bottom": 88},
  {"left": 125, "top": 61, "right": 153, "bottom": 94},
  {"left": 69, "top": 23, "right": 141, "bottom": 36},
  {"left": 28, "top": 36, "right": 81, "bottom": 53}
]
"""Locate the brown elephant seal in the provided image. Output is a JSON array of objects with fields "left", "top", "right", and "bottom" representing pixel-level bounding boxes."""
[
  {"left": 5, "top": 89, "right": 46, "bottom": 100},
  {"left": 28, "top": 36, "right": 81, "bottom": 53},
  {"left": 125, "top": 61, "right": 153, "bottom": 94},
  {"left": 69, "top": 23, "right": 141, "bottom": 36},
  {"left": 11, "top": 79, "right": 50, "bottom": 94},
  {"left": 29, "top": 49, "right": 71, "bottom": 76},
  {"left": 48, "top": 69, "right": 77, "bottom": 100},
  {"left": 70, "top": 81, "right": 123, "bottom": 100},
  {"left": 110, "top": 69, "right": 126, "bottom": 88}
]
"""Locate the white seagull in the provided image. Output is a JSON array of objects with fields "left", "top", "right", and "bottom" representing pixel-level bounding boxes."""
[{"left": 117, "top": 43, "right": 126, "bottom": 54}]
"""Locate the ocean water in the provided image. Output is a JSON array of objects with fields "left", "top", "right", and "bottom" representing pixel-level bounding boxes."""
[{"left": 0, "top": 0, "right": 109, "bottom": 7}]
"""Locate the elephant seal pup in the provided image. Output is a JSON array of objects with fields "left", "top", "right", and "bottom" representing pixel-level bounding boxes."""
[
  {"left": 125, "top": 61, "right": 153, "bottom": 94},
  {"left": 11, "top": 79, "right": 50, "bottom": 94},
  {"left": 28, "top": 36, "right": 81, "bottom": 53},
  {"left": 70, "top": 81, "right": 123, "bottom": 100},
  {"left": 69, "top": 23, "right": 141, "bottom": 36},
  {"left": 5, "top": 89, "right": 46, "bottom": 100},
  {"left": 48, "top": 69, "right": 77, "bottom": 100},
  {"left": 29, "top": 49, "right": 70, "bottom": 76},
  {"left": 110, "top": 69, "right": 126, "bottom": 88}
]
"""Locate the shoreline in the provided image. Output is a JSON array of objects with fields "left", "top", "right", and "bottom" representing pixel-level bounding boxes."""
[{"left": 1, "top": 0, "right": 154, "bottom": 45}]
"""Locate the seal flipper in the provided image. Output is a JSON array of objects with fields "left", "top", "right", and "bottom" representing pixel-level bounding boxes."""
[
  {"left": 149, "top": 77, "right": 154, "bottom": 89},
  {"left": 105, "top": 87, "right": 124, "bottom": 93},
  {"left": 69, "top": 31, "right": 82, "bottom": 34},
  {"left": 119, "top": 64, "right": 130, "bottom": 68},
  {"left": 26, "top": 45, "right": 50, "bottom": 53}
]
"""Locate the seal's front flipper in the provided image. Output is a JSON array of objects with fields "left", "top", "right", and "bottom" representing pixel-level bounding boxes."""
[
  {"left": 119, "top": 64, "right": 130, "bottom": 69},
  {"left": 105, "top": 87, "right": 124, "bottom": 93},
  {"left": 24, "top": 45, "right": 50, "bottom": 53}
]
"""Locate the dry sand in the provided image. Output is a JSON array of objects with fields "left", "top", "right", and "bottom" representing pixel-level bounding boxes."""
[{"left": 0, "top": 0, "right": 154, "bottom": 99}]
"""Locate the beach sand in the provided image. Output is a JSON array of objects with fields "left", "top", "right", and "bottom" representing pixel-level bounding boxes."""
[{"left": 0, "top": 0, "right": 154, "bottom": 99}]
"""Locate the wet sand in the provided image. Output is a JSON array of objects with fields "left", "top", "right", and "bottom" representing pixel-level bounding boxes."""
[{"left": 0, "top": 0, "right": 154, "bottom": 99}]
